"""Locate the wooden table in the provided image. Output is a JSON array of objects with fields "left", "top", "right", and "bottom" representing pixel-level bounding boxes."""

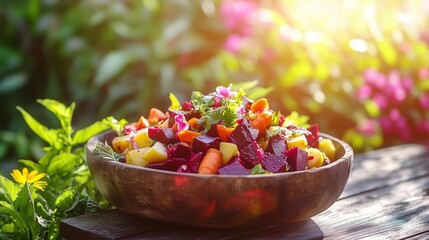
[{"left": 60, "top": 144, "right": 429, "bottom": 239}]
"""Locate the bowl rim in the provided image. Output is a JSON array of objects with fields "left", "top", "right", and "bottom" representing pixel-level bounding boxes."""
[{"left": 87, "top": 131, "right": 353, "bottom": 179}]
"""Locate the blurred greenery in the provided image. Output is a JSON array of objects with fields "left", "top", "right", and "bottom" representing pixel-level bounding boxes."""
[{"left": 1, "top": 0, "right": 429, "bottom": 167}]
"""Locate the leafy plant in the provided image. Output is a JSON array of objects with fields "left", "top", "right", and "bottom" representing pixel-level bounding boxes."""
[{"left": 0, "top": 99, "right": 116, "bottom": 239}]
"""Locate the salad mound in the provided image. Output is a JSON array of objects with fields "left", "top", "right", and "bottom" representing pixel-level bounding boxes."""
[{"left": 109, "top": 86, "right": 337, "bottom": 175}]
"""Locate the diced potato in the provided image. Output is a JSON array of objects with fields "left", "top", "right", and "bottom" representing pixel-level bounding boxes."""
[
  {"left": 142, "top": 142, "right": 168, "bottom": 164},
  {"left": 307, "top": 147, "right": 324, "bottom": 169},
  {"left": 219, "top": 142, "right": 239, "bottom": 166},
  {"left": 134, "top": 129, "right": 153, "bottom": 148},
  {"left": 318, "top": 138, "right": 336, "bottom": 161},
  {"left": 287, "top": 135, "right": 307, "bottom": 150},
  {"left": 125, "top": 147, "right": 151, "bottom": 167},
  {"left": 112, "top": 135, "right": 132, "bottom": 153}
]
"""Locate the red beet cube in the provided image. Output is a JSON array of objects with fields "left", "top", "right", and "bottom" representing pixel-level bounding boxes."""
[
  {"left": 187, "top": 152, "right": 203, "bottom": 173},
  {"left": 239, "top": 141, "right": 264, "bottom": 168},
  {"left": 168, "top": 143, "right": 191, "bottom": 159},
  {"left": 265, "top": 133, "right": 287, "bottom": 156},
  {"left": 147, "top": 158, "right": 187, "bottom": 172},
  {"left": 306, "top": 124, "right": 319, "bottom": 148},
  {"left": 261, "top": 152, "right": 288, "bottom": 173},
  {"left": 284, "top": 147, "right": 308, "bottom": 171},
  {"left": 192, "top": 135, "right": 221, "bottom": 154},
  {"left": 218, "top": 156, "right": 251, "bottom": 175},
  {"left": 228, "top": 120, "right": 258, "bottom": 149},
  {"left": 148, "top": 127, "right": 177, "bottom": 144}
]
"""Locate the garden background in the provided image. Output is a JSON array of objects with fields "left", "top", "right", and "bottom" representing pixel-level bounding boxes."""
[{"left": 1, "top": 0, "right": 429, "bottom": 238}]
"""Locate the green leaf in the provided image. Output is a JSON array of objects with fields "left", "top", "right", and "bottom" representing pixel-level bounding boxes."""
[
  {"left": 284, "top": 111, "right": 310, "bottom": 128},
  {"left": 16, "top": 106, "right": 58, "bottom": 145},
  {"left": 46, "top": 153, "right": 80, "bottom": 177},
  {"left": 169, "top": 92, "right": 181, "bottom": 110},
  {"left": 102, "top": 116, "right": 128, "bottom": 136},
  {"left": 13, "top": 183, "right": 35, "bottom": 225},
  {"left": 55, "top": 188, "right": 77, "bottom": 213},
  {"left": 18, "top": 160, "right": 44, "bottom": 173},
  {"left": 0, "top": 175, "right": 20, "bottom": 203},
  {"left": 37, "top": 99, "right": 75, "bottom": 131},
  {"left": 0, "top": 200, "right": 13, "bottom": 209},
  {"left": 72, "top": 121, "right": 109, "bottom": 145}
]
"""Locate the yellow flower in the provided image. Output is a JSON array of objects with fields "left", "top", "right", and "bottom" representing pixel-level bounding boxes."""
[{"left": 10, "top": 168, "right": 48, "bottom": 191}]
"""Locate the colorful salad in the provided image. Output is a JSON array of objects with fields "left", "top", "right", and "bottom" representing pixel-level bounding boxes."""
[{"left": 108, "top": 85, "right": 337, "bottom": 175}]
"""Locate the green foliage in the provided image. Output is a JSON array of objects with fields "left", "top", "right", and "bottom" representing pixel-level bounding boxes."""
[{"left": 0, "top": 100, "right": 113, "bottom": 239}]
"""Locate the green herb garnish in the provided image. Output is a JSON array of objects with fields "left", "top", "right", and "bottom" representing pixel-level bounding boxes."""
[{"left": 93, "top": 142, "right": 122, "bottom": 161}]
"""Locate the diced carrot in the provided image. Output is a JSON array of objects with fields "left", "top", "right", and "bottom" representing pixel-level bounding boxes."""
[
  {"left": 148, "top": 108, "right": 167, "bottom": 124},
  {"left": 198, "top": 148, "right": 223, "bottom": 174},
  {"left": 251, "top": 111, "right": 273, "bottom": 134},
  {"left": 217, "top": 125, "right": 235, "bottom": 142},
  {"left": 188, "top": 117, "right": 200, "bottom": 130},
  {"left": 177, "top": 130, "right": 201, "bottom": 143},
  {"left": 136, "top": 116, "right": 149, "bottom": 130},
  {"left": 250, "top": 98, "right": 270, "bottom": 113}
]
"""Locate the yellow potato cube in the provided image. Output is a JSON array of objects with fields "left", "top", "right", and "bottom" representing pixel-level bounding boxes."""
[
  {"left": 287, "top": 135, "right": 307, "bottom": 150},
  {"left": 125, "top": 147, "right": 150, "bottom": 167},
  {"left": 219, "top": 142, "right": 239, "bottom": 166},
  {"left": 112, "top": 135, "right": 131, "bottom": 153},
  {"left": 134, "top": 129, "right": 153, "bottom": 148},
  {"left": 318, "top": 138, "right": 336, "bottom": 161},
  {"left": 307, "top": 147, "right": 324, "bottom": 169},
  {"left": 142, "top": 142, "right": 168, "bottom": 164}
]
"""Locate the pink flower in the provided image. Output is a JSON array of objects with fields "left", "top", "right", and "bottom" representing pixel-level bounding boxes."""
[
  {"left": 216, "top": 85, "right": 233, "bottom": 99},
  {"left": 224, "top": 34, "right": 245, "bottom": 53},
  {"left": 220, "top": 0, "right": 257, "bottom": 34},
  {"left": 175, "top": 114, "right": 189, "bottom": 132}
]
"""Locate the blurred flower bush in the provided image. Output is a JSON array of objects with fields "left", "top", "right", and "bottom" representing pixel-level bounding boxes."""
[{"left": 1, "top": 0, "right": 429, "bottom": 167}]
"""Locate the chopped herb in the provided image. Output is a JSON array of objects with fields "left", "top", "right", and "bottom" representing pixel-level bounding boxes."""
[
  {"left": 93, "top": 142, "right": 122, "bottom": 161},
  {"left": 251, "top": 164, "right": 272, "bottom": 175}
]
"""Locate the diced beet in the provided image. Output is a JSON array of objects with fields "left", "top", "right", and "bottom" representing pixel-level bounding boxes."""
[
  {"left": 148, "top": 127, "right": 177, "bottom": 144},
  {"left": 265, "top": 133, "right": 287, "bottom": 156},
  {"left": 228, "top": 120, "right": 257, "bottom": 149},
  {"left": 239, "top": 141, "right": 264, "bottom": 168},
  {"left": 187, "top": 152, "right": 203, "bottom": 173},
  {"left": 192, "top": 135, "right": 221, "bottom": 154},
  {"left": 218, "top": 157, "right": 251, "bottom": 175},
  {"left": 181, "top": 101, "right": 195, "bottom": 111},
  {"left": 168, "top": 143, "right": 191, "bottom": 159},
  {"left": 147, "top": 158, "right": 187, "bottom": 172},
  {"left": 261, "top": 152, "right": 288, "bottom": 173},
  {"left": 306, "top": 124, "right": 319, "bottom": 148},
  {"left": 284, "top": 147, "right": 308, "bottom": 171},
  {"left": 206, "top": 124, "right": 219, "bottom": 137}
]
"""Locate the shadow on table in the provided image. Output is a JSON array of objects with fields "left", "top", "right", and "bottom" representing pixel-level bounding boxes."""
[{"left": 60, "top": 209, "right": 323, "bottom": 240}]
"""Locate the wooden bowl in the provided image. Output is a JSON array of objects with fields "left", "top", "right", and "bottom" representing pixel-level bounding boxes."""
[{"left": 87, "top": 131, "right": 353, "bottom": 228}]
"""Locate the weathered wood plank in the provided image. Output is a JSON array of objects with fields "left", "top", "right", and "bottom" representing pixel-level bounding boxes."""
[
  {"left": 60, "top": 210, "right": 323, "bottom": 240},
  {"left": 314, "top": 173, "right": 429, "bottom": 239},
  {"left": 60, "top": 209, "right": 163, "bottom": 240},
  {"left": 341, "top": 144, "right": 429, "bottom": 198}
]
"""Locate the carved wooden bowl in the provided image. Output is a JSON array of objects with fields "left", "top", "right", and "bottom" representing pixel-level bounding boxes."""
[{"left": 87, "top": 131, "right": 353, "bottom": 228}]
